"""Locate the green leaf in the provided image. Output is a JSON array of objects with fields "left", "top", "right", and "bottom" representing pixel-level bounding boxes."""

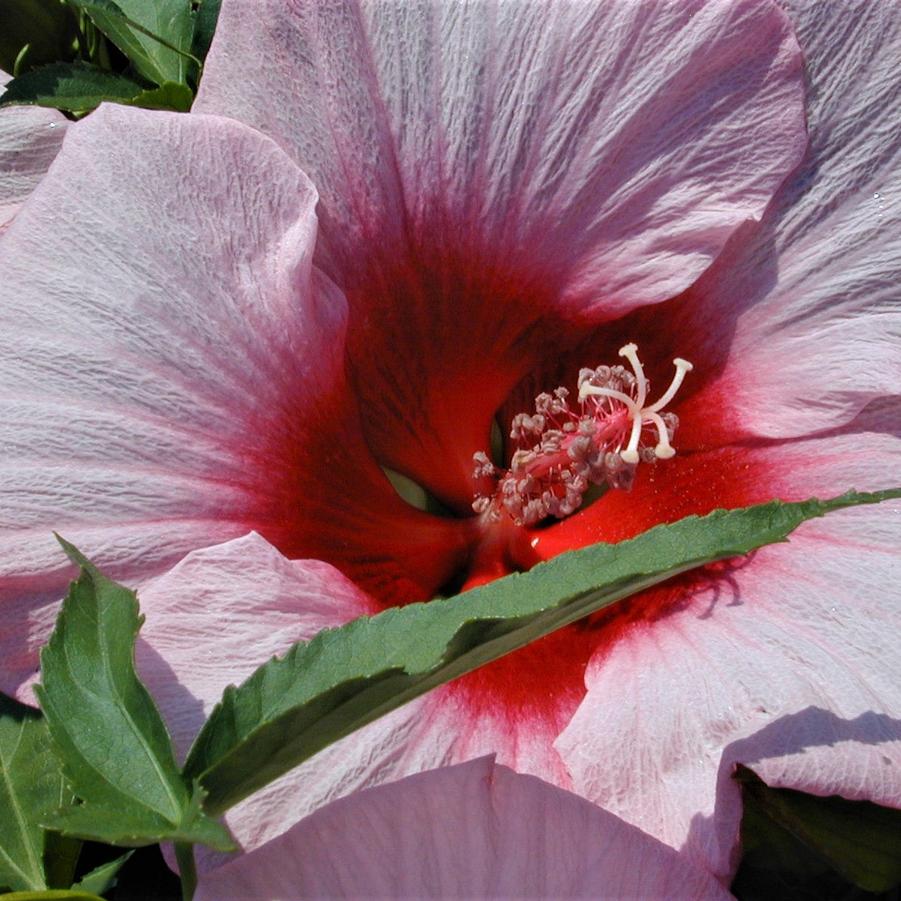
[
  {"left": 126, "top": 80, "right": 193, "bottom": 112},
  {"left": 736, "top": 765, "right": 901, "bottom": 893},
  {"left": 191, "top": 0, "right": 221, "bottom": 62},
  {"left": 44, "top": 787, "right": 231, "bottom": 850},
  {"left": 66, "top": 0, "right": 195, "bottom": 86},
  {"left": 185, "top": 489, "right": 900, "bottom": 815},
  {"left": 0, "top": 892, "right": 106, "bottom": 901},
  {"left": 0, "top": 62, "right": 144, "bottom": 112},
  {"left": 71, "top": 851, "right": 133, "bottom": 895},
  {"left": 0, "top": 0, "right": 79, "bottom": 75},
  {"left": 35, "top": 539, "right": 233, "bottom": 852},
  {"left": 0, "top": 694, "right": 67, "bottom": 893},
  {"left": 41, "top": 832, "right": 82, "bottom": 892}
]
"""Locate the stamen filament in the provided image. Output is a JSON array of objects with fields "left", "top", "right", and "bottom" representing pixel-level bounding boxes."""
[
  {"left": 618, "top": 343, "right": 647, "bottom": 410},
  {"left": 579, "top": 384, "right": 640, "bottom": 414},
  {"left": 646, "top": 411, "right": 675, "bottom": 458},
  {"left": 645, "top": 358, "right": 694, "bottom": 414},
  {"left": 621, "top": 412, "right": 644, "bottom": 464}
]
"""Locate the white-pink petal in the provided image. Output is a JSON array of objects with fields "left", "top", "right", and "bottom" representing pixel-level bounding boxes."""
[
  {"left": 134, "top": 534, "right": 569, "bottom": 869},
  {"left": 676, "top": 1, "right": 901, "bottom": 440},
  {"left": 197, "top": 0, "right": 806, "bottom": 317},
  {"left": 195, "top": 757, "right": 734, "bottom": 900},
  {"left": 136, "top": 533, "right": 376, "bottom": 761},
  {"left": 0, "top": 104, "right": 345, "bottom": 696},
  {"left": 0, "top": 70, "right": 67, "bottom": 231}
]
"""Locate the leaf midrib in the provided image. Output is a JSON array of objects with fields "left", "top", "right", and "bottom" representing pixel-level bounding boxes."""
[{"left": 91, "top": 589, "right": 183, "bottom": 822}]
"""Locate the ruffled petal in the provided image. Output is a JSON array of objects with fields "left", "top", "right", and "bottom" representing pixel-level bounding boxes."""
[
  {"left": 556, "top": 430, "right": 901, "bottom": 881},
  {"left": 199, "top": 0, "right": 805, "bottom": 316},
  {"left": 196, "top": 0, "right": 806, "bottom": 508},
  {"left": 0, "top": 104, "right": 467, "bottom": 695},
  {"left": 136, "top": 533, "right": 376, "bottom": 758},
  {"left": 134, "top": 533, "right": 379, "bottom": 867},
  {"left": 195, "top": 757, "right": 733, "bottom": 900},
  {"left": 657, "top": 1, "right": 901, "bottom": 445},
  {"left": 0, "top": 70, "right": 67, "bottom": 231}
]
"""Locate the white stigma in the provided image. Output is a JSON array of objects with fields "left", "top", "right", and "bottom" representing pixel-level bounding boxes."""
[{"left": 580, "top": 344, "right": 693, "bottom": 464}]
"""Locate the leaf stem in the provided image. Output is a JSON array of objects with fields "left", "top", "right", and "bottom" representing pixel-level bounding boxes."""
[{"left": 175, "top": 842, "right": 197, "bottom": 901}]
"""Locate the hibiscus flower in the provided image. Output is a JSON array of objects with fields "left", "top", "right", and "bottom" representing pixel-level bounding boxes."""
[{"left": 1, "top": 0, "right": 899, "bottom": 893}]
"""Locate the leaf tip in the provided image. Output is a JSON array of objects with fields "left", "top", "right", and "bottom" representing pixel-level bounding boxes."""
[{"left": 54, "top": 533, "right": 91, "bottom": 569}]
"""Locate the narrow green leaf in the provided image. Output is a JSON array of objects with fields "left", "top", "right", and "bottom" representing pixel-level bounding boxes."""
[
  {"left": 35, "top": 540, "right": 233, "bottom": 853},
  {"left": 67, "top": 0, "right": 195, "bottom": 86},
  {"left": 736, "top": 765, "right": 901, "bottom": 892},
  {"left": 0, "top": 695, "right": 66, "bottom": 892},
  {"left": 185, "top": 489, "right": 900, "bottom": 815},
  {"left": 71, "top": 852, "right": 132, "bottom": 895},
  {"left": 127, "top": 81, "right": 193, "bottom": 112},
  {"left": 0, "top": 62, "right": 143, "bottom": 112}
]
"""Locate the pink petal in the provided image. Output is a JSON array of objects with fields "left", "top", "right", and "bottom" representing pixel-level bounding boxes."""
[
  {"left": 0, "top": 70, "right": 67, "bottom": 231},
  {"left": 556, "top": 432, "right": 901, "bottom": 881},
  {"left": 194, "top": 679, "right": 575, "bottom": 870},
  {"left": 136, "top": 534, "right": 377, "bottom": 760},
  {"left": 0, "top": 104, "right": 466, "bottom": 695},
  {"left": 196, "top": 0, "right": 806, "bottom": 510},
  {"left": 199, "top": 0, "right": 804, "bottom": 318},
  {"left": 0, "top": 103, "right": 319, "bottom": 691},
  {"left": 195, "top": 757, "right": 733, "bottom": 900},
  {"left": 135, "top": 533, "right": 378, "bottom": 868},
  {"left": 133, "top": 436, "right": 899, "bottom": 877},
  {"left": 664, "top": 1, "right": 901, "bottom": 444}
]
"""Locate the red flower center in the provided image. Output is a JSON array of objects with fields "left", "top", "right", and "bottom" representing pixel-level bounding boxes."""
[{"left": 245, "top": 235, "right": 771, "bottom": 734}]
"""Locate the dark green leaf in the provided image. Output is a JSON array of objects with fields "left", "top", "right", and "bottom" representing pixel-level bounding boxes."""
[
  {"left": 0, "top": 694, "right": 67, "bottom": 892},
  {"left": 736, "top": 765, "right": 901, "bottom": 893},
  {"left": 41, "top": 832, "right": 82, "bottom": 891},
  {"left": 66, "top": 0, "right": 195, "bottom": 86},
  {"left": 0, "top": 62, "right": 143, "bottom": 112},
  {"left": 191, "top": 0, "right": 221, "bottom": 61},
  {"left": 185, "top": 490, "right": 900, "bottom": 815},
  {"left": 44, "top": 788, "right": 230, "bottom": 849},
  {"left": 0, "top": 891, "right": 106, "bottom": 901},
  {"left": 71, "top": 852, "right": 132, "bottom": 895},
  {"left": 0, "top": 0, "right": 79, "bottom": 75},
  {"left": 733, "top": 798, "right": 859, "bottom": 900},
  {"left": 127, "top": 80, "right": 192, "bottom": 112},
  {"left": 35, "top": 540, "right": 233, "bottom": 852}
]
